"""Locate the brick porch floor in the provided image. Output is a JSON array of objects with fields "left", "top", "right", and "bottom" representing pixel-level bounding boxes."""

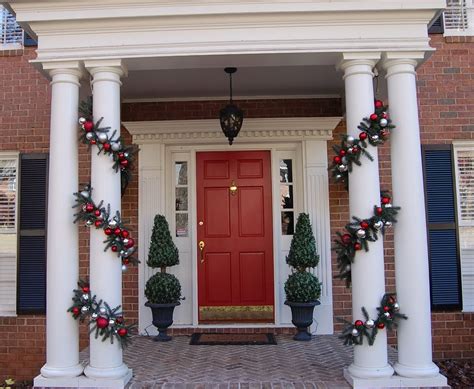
[{"left": 115, "top": 335, "right": 398, "bottom": 389}]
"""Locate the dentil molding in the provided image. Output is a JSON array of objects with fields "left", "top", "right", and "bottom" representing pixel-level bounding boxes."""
[{"left": 123, "top": 117, "right": 342, "bottom": 145}]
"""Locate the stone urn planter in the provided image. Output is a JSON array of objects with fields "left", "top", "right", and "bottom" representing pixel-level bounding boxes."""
[
  {"left": 285, "top": 300, "right": 320, "bottom": 341},
  {"left": 145, "top": 301, "right": 181, "bottom": 342}
]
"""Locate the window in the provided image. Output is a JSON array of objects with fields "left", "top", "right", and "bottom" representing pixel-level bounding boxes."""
[
  {"left": 280, "top": 159, "right": 294, "bottom": 235},
  {"left": 422, "top": 146, "right": 462, "bottom": 310},
  {"left": 0, "top": 153, "right": 19, "bottom": 316},
  {"left": 175, "top": 161, "right": 189, "bottom": 238},
  {"left": 454, "top": 143, "right": 474, "bottom": 312},
  {"left": 444, "top": 0, "right": 474, "bottom": 36},
  {"left": 0, "top": 6, "right": 23, "bottom": 49}
]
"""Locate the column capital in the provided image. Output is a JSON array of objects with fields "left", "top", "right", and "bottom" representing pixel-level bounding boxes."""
[
  {"left": 85, "top": 59, "right": 128, "bottom": 81},
  {"left": 337, "top": 52, "right": 381, "bottom": 79},
  {"left": 381, "top": 52, "right": 426, "bottom": 78},
  {"left": 42, "top": 61, "right": 84, "bottom": 86}
]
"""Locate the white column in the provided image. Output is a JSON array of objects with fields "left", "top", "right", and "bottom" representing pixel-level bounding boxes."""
[
  {"left": 83, "top": 60, "right": 130, "bottom": 381},
  {"left": 339, "top": 54, "right": 394, "bottom": 380},
  {"left": 383, "top": 54, "right": 442, "bottom": 379},
  {"left": 39, "top": 62, "right": 84, "bottom": 379}
]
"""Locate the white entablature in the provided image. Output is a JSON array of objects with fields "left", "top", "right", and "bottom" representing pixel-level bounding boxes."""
[{"left": 7, "top": 0, "right": 444, "bottom": 68}]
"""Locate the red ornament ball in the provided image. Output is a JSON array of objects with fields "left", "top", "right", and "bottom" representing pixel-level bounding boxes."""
[
  {"left": 370, "top": 113, "right": 378, "bottom": 121},
  {"left": 104, "top": 228, "right": 113, "bottom": 236},
  {"left": 90, "top": 140, "right": 97, "bottom": 145},
  {"left": 82, "top": 286, "right": 90, "bottom": 293},
  {"left": 342, "top": 234, "right": 352, "bottom": 245},
  {"left": 381, "top": 197, "right": 391, "bottom": 205},
  {"left": 83, "top": 121, "right": 94, "bottom": 132},
  {"left": 339, "top": 149, "right": 346, "bottom": 157},
  {"left": 72, "top": 307, "right": 80, "bottom": 315},
  {"left": 118, "top": 152, "right": 125, "bottom": 160},
  {"left": 94, "top": 220, "right": 102, "bottom": 228},
  {"left": 359, "top": 132, "right": 368, "bottom": 141},
  {"left": 121, "top": 230, "right": 130, "bottom": 239},
  {"left": 376, "top": 207, "right": 383, "bottom": 215},
  {"left": 111, "top": 245, "right": 118, "bottom": 252},
  {"left": 117, "top": 328, "right": 128, "bottom": 337},
  {"left": 375, "top": 100, "right": 384, "bottom": 109},
  {"left": 85, "top": 203, "right": 94, "bottom": 213},
  {"left": 96, "top": 317, "right": 109, "bottom": 329},
  {"left": 360, "top": 221, "right": 370, "bottom": 230},
  {"left": 125, "top": 238, "right": 135, "bottom": 248},
  {"left": 120, "top": 159, "right": 129, "bottom": 167},
  {"left": 123, "top": 258, "right": 130, "bottom": 265},
  {"left": 354, "top": 242, "right": 362, "bottom": 251},
  {"left": 94, "top": 209, "right": 101, "bottom": 217},
  {"left": 103, "top": 143, "right": 111, "bottom": 151},
  {"left": 333, "top": 156, "right": 342, "bottom": 164},
  {"left": 383, "top": 306, "right": 390, "bottom": 312},
  {"left": 381, "top": 112, "right": 388, "bottom": 119},
  {"left": 377, "top": 322, "right": 385, "bottom": 329},
  {"left": 355, "top": 320, "right": 364, "bottom": 327},
  {"left": 114, "top": 228, "right": 121, "bottom": 236},
  {"left": 352, "top": 146, "right": 359, "bottom": 153}
]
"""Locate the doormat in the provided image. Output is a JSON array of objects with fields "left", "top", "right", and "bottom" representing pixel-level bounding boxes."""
[{"left": 190, "top": 333, "right": 277, "bottom": 345}]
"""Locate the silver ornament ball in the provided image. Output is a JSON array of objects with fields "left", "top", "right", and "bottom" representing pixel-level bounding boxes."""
[
  {"left": 109, "top": 319, "right": 115, "bottom": 325},
  {"left": 365, "top": 319, "right": 375, "bottom": 329},
  {"left": 356, "top": 229, "right": 366, "bottom": 239},
  {"left": 111, "top": 142, "right": 121, "bottom": 152},
  {"left": 79, "top": 117, "right": 87, "bottom": 125},
  {"left": 346, "top": 136, "right": 355, "bottom": 145},
  {"left": 85, "top": 132, "right": 95, "bottom": 141},
  {"left": 393, "top": 302, "right": 400, "bottom": 311},
  {"left": 351, "top": 328, "right": 359, "bottom": 337},
  {"left": 123, "top": 238, "right": 130, "bottom": 245},
  {"left": 371, "top": 134, "right": 379, "bottom": 142},
  {"left": 85, "top": 220, "right": 93, "bottom": 227},
  {"left": 82, "top": 294, "right": 89, "bottom": 300},
  {"left": 108, "top": 220, "right": 118, "bottom": 228},
  {"left": 119, "top": 250, "right": 126, "bottom": 256},
  {"left": 98, "top": 132, "right": 108, "bottom": 144},
  {"left": 91, "top": 313, "right": 98, "bottom": 319},
  {"left": 338, "top": 164, "right": 348, "bottom": 173},
  {"left": 385, "top": 221, "right": 393, "bottom": 228},
  {"left": 384, "top": 312, "right": 391, "bottom": 318},
  {"left": 341, "top": 157, "right": 348, "bottom": 165},
  {"left": 384, "top": 203, "right": 392, "bottom": 208},
  {"left": 126, "top": 247, "right": 136, "bottom": 256},
  {"left": 81, "top": 306, "right": 89, "bottom": 313},
  {"left": 80, "top": 190, "right": 90, "bottom": 199},
  {"left": 374, "top": 220, "right": 384, "bottom": 230},
  {"left": 123, "top": 152, "right": 129, "bottom": 158},
  {"left": 335, "top": 174, "right": 343, "bottom": 180},
  {"left": 345, "top": 264, "right": 351, "bottom": 272},
  {"left": 99, "top": 307, "right": 106, "bottom": 314},
  {"left": 347, "top": 147, "right": 353, "bottom": 154},
  {"left": 122, "top": 264, "right": 128, "bottom": 272},
  {"left": 379, "top": 118, "right": 388, "bottom": 127}
]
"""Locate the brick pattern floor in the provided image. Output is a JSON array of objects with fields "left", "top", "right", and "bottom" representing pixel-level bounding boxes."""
[{"left": 118, "top": 335, "right": 398, "bottom": 389}]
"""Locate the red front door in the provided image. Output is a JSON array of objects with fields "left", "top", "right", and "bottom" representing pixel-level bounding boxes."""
[{"left": 197, "top": 151, "right": 274, "bottom": 323}]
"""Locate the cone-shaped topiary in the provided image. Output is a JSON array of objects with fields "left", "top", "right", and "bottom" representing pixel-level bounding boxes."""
[
  {"left": 286, "top": 213, "right": 319, "bottom": 272},
  {"left": 147, "top": 214, "right": 179, "bottom": 271},
  {"left": 285, "top": 213, "right": 321, "bottom": 303}
]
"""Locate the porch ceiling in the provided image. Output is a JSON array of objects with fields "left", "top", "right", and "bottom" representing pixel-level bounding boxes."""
[{"left": 122, "top": 64, "right": 342, "bottom": 101}]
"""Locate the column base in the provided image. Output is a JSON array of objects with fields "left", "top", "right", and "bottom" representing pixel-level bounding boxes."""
[
  {"left": 84, "top": 362, "right": 130, "bottom": 380},
  {"left": 394, "top": 361, "right": 441, "bottom": 378},
  {"left": 347, "top": 362, "right": 394, "bottom": 379},
  {"left": 39, "top": 362, "right": 84, "bottom": 378},
  {"left": 344, "top": 369, "right": 449, "bottom": 388},
  {"left": 34, "top": 369, "right": 132, "bottom": 388}
]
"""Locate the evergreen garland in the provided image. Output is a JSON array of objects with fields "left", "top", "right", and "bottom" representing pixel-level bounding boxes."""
[{"left": 68, "top": 280, "right": 135, "bottom": 348}]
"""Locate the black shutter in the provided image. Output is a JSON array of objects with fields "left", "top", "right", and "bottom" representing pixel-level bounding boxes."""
[
  {"left": 422, "top": 145, "right": 462, "bottom": 309},
  {"left": 17, "top": 154, "right": 48, "bottom": 314},
  {"left": 428, "top": 14, "right": 444, "bottom": 34},
  {"left": 23, "top": 32, "right": 37, "bottom": 47}
]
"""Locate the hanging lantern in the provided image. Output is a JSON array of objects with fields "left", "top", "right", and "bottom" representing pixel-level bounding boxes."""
[{"left": 219, "top": 67, "right": 244, "bottom": 145}]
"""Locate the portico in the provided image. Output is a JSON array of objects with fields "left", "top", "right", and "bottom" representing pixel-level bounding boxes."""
[{"left": 5, "top": 1, "right": 447, "bottom": 388}]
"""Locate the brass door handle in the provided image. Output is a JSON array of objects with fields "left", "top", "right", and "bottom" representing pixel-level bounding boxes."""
[{"left": 199, "top": 241, "right": 205, "bottom": 264}]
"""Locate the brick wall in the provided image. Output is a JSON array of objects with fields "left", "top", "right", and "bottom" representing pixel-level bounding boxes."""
[{"left": 1, "top": 33, "right": 473, "bottom": 381}]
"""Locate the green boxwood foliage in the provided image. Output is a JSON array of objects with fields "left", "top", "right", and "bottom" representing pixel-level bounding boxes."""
[
  {"left": 285, "top": 213, "right": 321, "bottom": 303},
  {"left": 284, "top": 272, "right": 321, "bottom": 303},
  {"left": 286, "top": 213, "right": 319, "bottom": 272},
  {"left": 145, "top": 272, "right": 182, "bottom": 304},
  {"left": 147, "top": 215, "right": 179, "bottom": 269}
]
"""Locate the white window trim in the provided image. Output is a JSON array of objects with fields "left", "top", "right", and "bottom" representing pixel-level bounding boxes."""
[
  {"left": 444, "top": 0, "right": 474, "bottom": 37},
  {"left": 453, "top": 141, "right": 474, "bottom": 313},
  {"left": 0, "top": 151, "right": 19, "bottom": 317}
]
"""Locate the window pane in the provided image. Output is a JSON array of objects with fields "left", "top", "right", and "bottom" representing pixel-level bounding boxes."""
[
  {"left": 281, "top": 212, "right": 294, "bottom": 235},
  {"left": 0, "top": 159, "right": 16, "bottom": 232},
  {"left": 175, "top": 162, "right": 188, "bottom": 186},
  {"left": 280, "top": 159, "right": 293, "bottom": 183},
  {"left": 176, "top": 188, "right": 188, "bottom": 211},
  {"left": 280, "top": 184, "right": 293, "bottom": 209},
  {"left": 176, "top": 213, "right": 188, "bottom": 237}
]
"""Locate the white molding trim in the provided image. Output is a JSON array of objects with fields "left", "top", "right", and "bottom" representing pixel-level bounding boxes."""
[
  {"left": 122, "top": 94, "right": 342, "bottom": 103},
  {"left": 124, "top": 117, "right": 341, "bottom": 145}
]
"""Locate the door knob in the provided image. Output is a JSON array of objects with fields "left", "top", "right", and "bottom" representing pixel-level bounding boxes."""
[{"left": 199, "top": 240, "right": 205, "bottom": 264}]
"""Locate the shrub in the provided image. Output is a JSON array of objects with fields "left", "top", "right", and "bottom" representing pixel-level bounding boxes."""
[
  {"left": 147, "top": 215, "right": 179, "bottom": 270},
  {"left": 284, "top": 272, "right": 321, "bottom": 303},
  {"left": 145, "top": 272, "right": 182, "bottom": 304}
]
